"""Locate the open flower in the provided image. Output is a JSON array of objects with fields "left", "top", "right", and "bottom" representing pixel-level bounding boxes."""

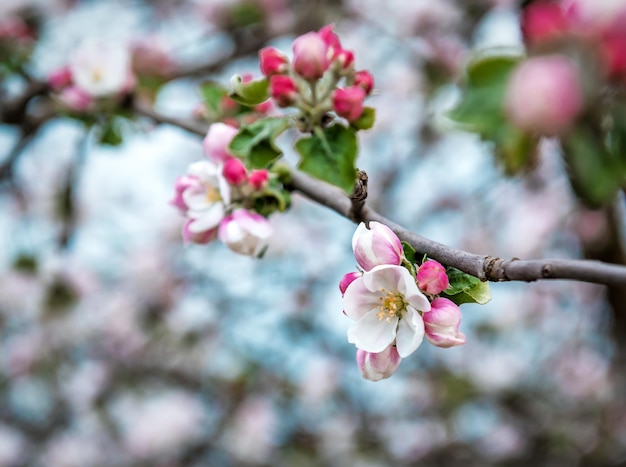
[
  {"left": 180, "top": 161, "right": 230, "bottom": 239},
  {"left": 343, "top": 265, "right": 431, "bottom": 357}
]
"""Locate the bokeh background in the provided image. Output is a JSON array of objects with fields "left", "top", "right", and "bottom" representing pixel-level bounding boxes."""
[{"left": 1, "top": 0, "right": 625, "bottom": 466}]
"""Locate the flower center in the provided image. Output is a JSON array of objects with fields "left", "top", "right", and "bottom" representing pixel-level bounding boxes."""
[
  {"left": 205, "top": 185, "right": 221, "bottom": 203},
  {"left": 376, "top": 288, "right": 406, "bottom": 322}
]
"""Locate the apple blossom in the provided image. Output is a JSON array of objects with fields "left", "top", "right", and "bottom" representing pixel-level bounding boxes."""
[
  {"left": 269, "top": 75, "right": 298, "bottom": 108},
  {"left": 352, "top": 221, "right": 403, "bottom": 272},
  {"left": 259, "top": 46, "right": 289, "bottom": 76},
  {"left": 423, "top": 298, "right": 466, "bottom": 348},
  {"left": 222, "top": 158, "right": 247, "bottom": 185},
  {"left": 203, "top": 123, "right": 239, "bottom": 164},
  {"left": 354, "top": 70, "right": 374, "bottom": 95},
  {"left": 58, "top": 86, "right": 94, "bottom": 112},
  {"left": 69, "top": 40, "right": 133, "bottom": 97},
  {"left": 48, "top": 65, "right": 73, "bottom": 91},
  {"left": 505, "top": 54, "right": 583, "bottom": 136},
  {"left": 182, "top": 219, "right": 217, "bottom": 245},
  {"left": 318, "top": 24, "right": 342, "bottom": 58},
  {"left": 521, "top": 2, "right": 569, "bottom": 46},
  {"left": 292, "top": 31, "right": 330, "bottom": 80},
  {"left": 218, "top": 209, "right": 273, "bottom": 256},
  {"left": 339, "top": 271, "right": 362, "bottom": 296},
  {"left": 416, "top": 259, "right": 449, "bottom": 295},
  {"left": 170, "top": 175, "right": 201, "bottom": 212},
  {"left": 333, "top": 86, "right": 366, "bottom": 122},
  {"left": 356, "top": 345, "right": 402, "bottom": 381},
  {"left": 180, "top": 160, "right": 230, "bottom": 238},
  {"left": 343, "top": 265, "right": 431, "bottom": 357},
  {"left": 248, "top": 169, "right": 269, "bottom": 190}
]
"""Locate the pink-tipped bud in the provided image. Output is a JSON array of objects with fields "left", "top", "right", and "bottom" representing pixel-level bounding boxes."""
[
  {"left": 259, "top": 47, "right": 289, "bottom": 77},
  {"left": 521, "top": 2, "right": 570, "bottom": 46},
  {"left": 318, "top": 24, "right": 342, "bottom": 58},
  {"left": 356, "top": 345, "right": 402, "bottom": 381},
  {"left": 248, "top": 169, "right": 269, "bottom": 190},
  {"left": 254, "top": 99, "right": 275, "bottom": 115},
  {"left": 203, "top": 122, "right": 239, "bottom": 163},
  {"left": 48, "top": 66, "right": 73, "bottom": 91},
  {"left": 58, "top": 86, "right": 94, "bottom": 112},
  {"left": 352, "top": 221, "right": 403, "bottom": 271},
  {"left": 354, "top": 70, "right": 374, "bottom": 95},
  {"left": 505, "top": 55, "right": 583, "bottom": 136},
  {"left": 222, "top": 158, "right": 247, "bottom": 185},
  {"left": 339, "top": 271, "right": 362, "bottom": 296},
  {"left": 423, "top": 298, "right": 466, "bottom": 348},
  {"left": 336, "top": 49, "right": 355, "bottom": 70},
  {"left": 170, "top": 175, "right": 200, "bottom": 212},
  {"left": 292, "top": 31, "right": 330, "bottom": 80},
  {"left": 333, "top": 86, "right": 366, "bottom": 122},
  {"left": 416, "top": 260, "right": 449, "bottom": 295},
  {"left": 182, "top": 219, "right": 217, "bottom": 245},
  {"left": 270, "top": 75, "right": 298, "bottom": 108}
]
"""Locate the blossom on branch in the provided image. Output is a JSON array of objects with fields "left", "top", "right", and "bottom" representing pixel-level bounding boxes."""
[
  {"left": 352, "top": 221, "right": 404, "bottom": 271},
  {"left": 343, "top": 264, "right": 431, "bottom": 358},
  {"left": 356, "top": 345, "right": 402, "bottom": 381}
]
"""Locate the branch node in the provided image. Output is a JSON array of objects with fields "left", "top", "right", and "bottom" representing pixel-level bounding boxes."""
[
  {"left": 349, "top": 170, "right": 368, "bottom": 222},
  {"left": 541, "top": 264, "right": 554, "bottom": 278}
]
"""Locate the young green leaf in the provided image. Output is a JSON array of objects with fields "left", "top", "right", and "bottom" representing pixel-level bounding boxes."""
[
  {"left": 229, "top": 117, "right": 289, "bottom": 168},
  {"left": 229, "top": 75, "right": 269, "bottom": 107},
  {"left": 295, "top": 124, "right": 358, "bottom": 194},
  {"left": 199, "top": 80, "right": 228, "bottom": 114},
  {"left": 442, "top": 267, "right": 491, "bottom": 305},
  {"left": 351, "top": 107, "right": 376, "bottom": 131}
]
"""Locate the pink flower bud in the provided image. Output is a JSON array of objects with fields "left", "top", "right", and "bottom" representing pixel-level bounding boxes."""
[
  {"left": 318, "top": 24, "right": 342, "bottom": 57},
  {"left": 203, "top": 123, "right": 239, "bottom": 163},
  {"left": 352, "top": 221, "right": 403, "bottom": 271},
  {"left": 270, "top": 75, "right": 298, "bottom": 108},
  {"left": 333, "top": 86, "right": 366, "bottom": 122},
  {"left": 255, "top": 99, "right": 275, "bottom": 115},
  {"left": 505, "top": 55, "right": 583, "bottom": 136},
  {"left": 335, "top": 49, "right": 354, "bottom": 70},
  {"left": 182, "top": 219, "right": 217, "bottom": 245},
  {"left": 356, "top": 345, "right": 401, "bottom": 381},
  {"left": 222, "top": 158, "right": 247, "bottom": 185},
  {"left": 292, "top": 32, "right": 330, "bottom": 80},
  {"left": 48, "top": 66, "right": 73, "bottom": 91},
  {"left": 58, "top": 85, "right": 94, "bottom": 112},
  {"left": 423, "top": 298, "right": 466, "bottom": 348},
  {"left": 259, "top": 46, "right": 289, "bottom": 76},
  {"left": 521, "top": 2, "right": 570, "bottom": 46},
  {"left": 354, "top": 70, "right": 374, "bottom": 95},
  {"left": 248, "top": 169, "right": 269, "bottom": 190},
  {"left": 170, "top": 175, "right": 200, "bottom": 212},
  {"left": 339, "top": 271, "right": 362, "bottom": 296},
  {"left": 218, "top": 209, "right": 273, "bottom": 256},
  {"left": 416, "top": 260, "right": 449, "bottom": 295}
]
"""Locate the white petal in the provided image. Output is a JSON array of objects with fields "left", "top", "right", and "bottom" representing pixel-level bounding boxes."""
[
  {"left": 188, "top": 204, "right": 224, "bottom": 232},
  {"left": 347, "top": 310, "right": 397, "bottom": 353},
  {"left": 398, "top": 272, "right": 431, "bottom": 312},
  {"left": 395, "top": 306, "right": 425, "bottom": 358},
  {"left": 342, "top": 277, "right": 381, "bottom": 321},
  {"left": 362, "top": 264, "right": 404, "bottom": 292}
]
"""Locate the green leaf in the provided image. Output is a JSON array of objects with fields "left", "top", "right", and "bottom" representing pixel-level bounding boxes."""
[
  {"left": 199, "top": 80, "right": 228, "bottom": 114},
  {"left": 351, "top": 107, "right": 376, "bottom": 131},
  {"left": 229, "top": 75, "right": 269, "bottom": 107},
  {"left": 447, "top": 52, "right": 538, "bottom": 175},
  {"left": 562, "top": 126, "right": 625, "bottom": 207},
  {"left": 229, "top": 117, "right": 289, "bottom": 168},
  {"left": 442, "top": 267, "right": 491, "bottom": 305},
  {"left": 401, "top": 241, "right": 417, "bottom": 265},
  {"left": 99, "top": 118, "right": 123, "bottom": 146},
  {"left": 295, "top": 124, "right": 358, "bottom": 193}
]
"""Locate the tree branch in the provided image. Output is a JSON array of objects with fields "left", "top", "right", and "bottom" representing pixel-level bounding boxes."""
[{"left": 97, "top": 102, "right": 626, "bottom": 287}]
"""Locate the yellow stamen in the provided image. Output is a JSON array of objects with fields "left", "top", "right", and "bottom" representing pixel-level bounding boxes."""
[
  {"left": 205, "top": 185, "right": 221, "bottom": 203},
  {"left": 375, "top": 291, "right": 406, "bottom": 323}
]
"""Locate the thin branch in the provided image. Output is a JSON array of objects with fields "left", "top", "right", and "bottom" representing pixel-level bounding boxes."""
[{"left": 106, "top": 103, "right": 626, "bottom": 287}]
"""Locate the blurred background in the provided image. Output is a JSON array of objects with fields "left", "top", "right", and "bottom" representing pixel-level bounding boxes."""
[{"left": 1, "top": 0, "right": 625, "bottom": 466}]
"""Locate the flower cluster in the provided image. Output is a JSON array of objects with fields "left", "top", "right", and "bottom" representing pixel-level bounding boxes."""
[
  {"left": 340, "top": 222, "right": 465, "bottom": 381},
  {"left": 259, "top": 24, "right": 374, "bottom": 127},
  {"left": 171, "top": 122, "right": 277, "bottom": 256},
  {"left": 505, "top": 0, "right": 626, "bottom": 136},
  {"left": 48, "top": 40, "right": 135, "bottom": 112}
]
